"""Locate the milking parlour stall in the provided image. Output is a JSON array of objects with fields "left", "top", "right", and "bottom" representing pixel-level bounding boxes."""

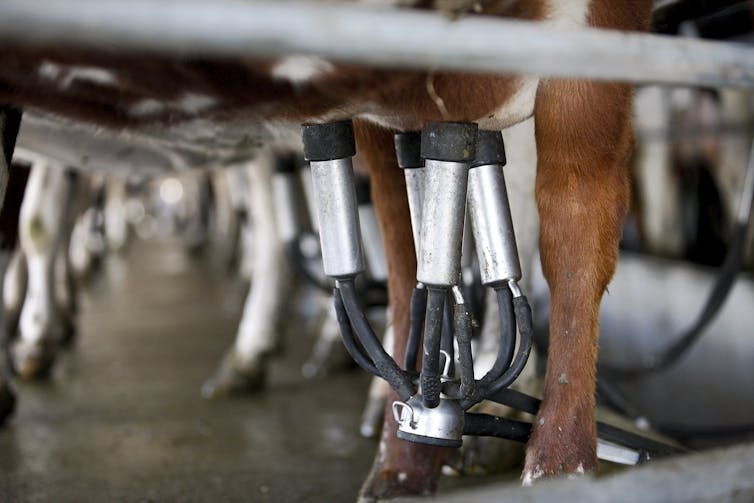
[{"left": 0, "top": 0, "right": 753, "bottom": 501}]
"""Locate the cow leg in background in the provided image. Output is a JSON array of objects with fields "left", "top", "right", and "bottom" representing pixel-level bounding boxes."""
[
  {"left": 104, "top": 176, "right": 131, "bottom": 253},
  {"left": 202, "top": 153, "right": 290, "bottom": 397},
  {"left": 53, "top": 174, "right": 90, "bottom": 345},
  {"left": 12, "top": 162, "right": 78, "bottom": 379},
  {"left": 0, "top": 105, "right": 25, "bottom": 423},
  {"left": 3, "top": 246, "right": 26, "bottom": 339},
  {"left": 355, "top": 121, "right": 449, "bottom": 499}
]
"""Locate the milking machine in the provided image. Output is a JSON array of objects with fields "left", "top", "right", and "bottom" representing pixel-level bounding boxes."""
[{"left": 302, "top": 119, "right": 684, "bottom": 464}]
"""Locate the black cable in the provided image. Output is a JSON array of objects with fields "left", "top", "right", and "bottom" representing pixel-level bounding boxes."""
[
  {"left": 604, "top": 139, "right": 754, "bottom": 377},
  {"left": 420, "top": 287, "right": 446, "bottom": 408},
  {"left": 332, "top": 288, "right": 379, "bottom": 376},
  {"left": 483, "top": 296, "right": 534, "bottom": 397},
  {"left": 440, "top": 290, "right": 455, "bottom": 378},
  {"left": 454, "top": 303, "right": 476, "bottom": 401},
  {"left": 287, "top": 239, "right": 333, "bottom": 294},
  {"left": 484, "top": 388, "right": 687, "bottom": 458},
  {"left": 463, "top": 413, "right": 531, "bottom": 443},
  {"left": 603, "top": 220, "right": 750, "bottom": 377},
  {"left": 478, "top": 286, "right": 516, "bottom": 386},
  {"left": 338, "top": 280, "right": 415, "bottom": 401},
  {"left": 404, "top": 285, "right": 426, "bottom": 371}
]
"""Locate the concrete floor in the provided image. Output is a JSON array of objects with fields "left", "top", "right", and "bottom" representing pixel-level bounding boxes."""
[
  {"left": 0, "top": 240, "right": 379, "bottom": 502},
  {"left": 3, "top": 238, "right": 754, "bottom": 502}
]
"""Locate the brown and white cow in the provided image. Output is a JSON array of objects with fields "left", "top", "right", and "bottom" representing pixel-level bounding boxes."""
[{"left": 0, "top": 0, "right": 653, "bottom": 497}]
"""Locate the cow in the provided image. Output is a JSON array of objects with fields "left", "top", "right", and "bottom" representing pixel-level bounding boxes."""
[{"left": 0, "top": 0, "right": 653, "bottom": 497}]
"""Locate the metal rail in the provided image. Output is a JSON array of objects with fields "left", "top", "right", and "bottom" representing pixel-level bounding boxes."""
[{"left": 0, "top": 0, "right": 753, "bottom": 88}]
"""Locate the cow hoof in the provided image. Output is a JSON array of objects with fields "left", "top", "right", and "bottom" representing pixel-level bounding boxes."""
[
  {"left": 201, "top": 352, "right": 266, "bottom": 399},
  {"left": 12, "top": 340, "right": 56, "bottom": 380},
  {"left": 359, "top": 466, "right": 438, "bottom": 501},
  {"left": 0, "top": 379, "right": 16, "bottom": 426},
  {"left": 301, "top": 333, "right": 354, "bottom": 379},
  {"left": 522, "top": 415, "right": 597, "bottom": 485}
]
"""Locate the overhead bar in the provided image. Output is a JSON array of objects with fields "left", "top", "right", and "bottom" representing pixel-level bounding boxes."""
[{"left": 0, "top": 0, "right": 753, "bottom": 88}]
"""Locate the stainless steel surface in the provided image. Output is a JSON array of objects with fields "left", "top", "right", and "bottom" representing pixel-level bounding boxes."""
[
  {"left": 596, "top": 440, "right": 641, "bottom": 466},
  {"left": 393, "top": 395, "right": 464, "bottom": 447},
  {"left": 3, "top": 1, "right": 754, "bottom": 89},
  {"left": 416, "top": 160, "right": 469, "bottom": 287},
  {"left": 467, "top": 163, "right": 522, "bottom": 286},
  {"left": 271, "top": 172, "right": 301, "bottom": 244},
  {"left": 530, "top": 251, "right": 754, "bottom": 429},
  {"left": 404, "top": 168, "right": 425, "bottom": 260},
  {"left": 309, "top": 158, "right": 364, "bottom": 278},
  {"left": 736, "top": 136, "right": 754, "bottom": 224},
  {"left": 358, "top": 204, "right": 388, "bottom": 282}
]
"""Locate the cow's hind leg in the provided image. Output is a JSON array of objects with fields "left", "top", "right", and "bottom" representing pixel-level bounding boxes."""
[
  {"left": 202, "top": 155, "right": 290, "bottom": 397},
  {"left": 355, "top": 121, "right": 450, "bottom": 499},
  {"left": 523, "top": 77, "right": 634, "bottom": 482}
]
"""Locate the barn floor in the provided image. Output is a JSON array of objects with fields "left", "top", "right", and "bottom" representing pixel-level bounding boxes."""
[
  {"left": 0, "top": 238, "right": 518, "bottom": 502},
  {"left": 0, "top": 239, "right": 384, "bottom": 502},
  {"left": 3, "top": 237, "right": 752, "bottom": 503}
]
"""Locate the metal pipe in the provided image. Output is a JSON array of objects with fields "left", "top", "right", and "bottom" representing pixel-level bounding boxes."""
[
  {"left": 2, "top": 1, "right": 754, "bottom": 88},
  {"left": 395, "top": 132, "right": 424, "bottom": 261},
  {"left": 416, "top": 122, "right": 477, "bottom": 287},
  {"left": 303, "top": 121, "right": 364, "bottom": 279},
  {"left": 271, "top": 155, "right": 302, "bottom": 245},
  {"left": 467, "top": 131, "right": 522, "bottom": 287}
]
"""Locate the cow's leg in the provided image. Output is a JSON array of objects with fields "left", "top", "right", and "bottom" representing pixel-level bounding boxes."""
[
  {"left": 3, "top": 246, "right": 26, "bottom": 338},
  {"left": 12, "top": 162, "right": 74, "bottom": 379},
  {"left": 104, "top": 176, "right": 130, "bottom": 253},
  {"left": 355, "top": 121, "right": 449, "bottom": 499},
  {"left": 202, "top": 154, "right": 290, "bottom": 397},
  {"left": 522, "top": 76, "right": 634, "bottom": 482},
  {"left": 54, "top": 215, "right": 78, "bottom": 347},
  {"left": 522, "top": 1, "right": 651, "bottom": 482}
]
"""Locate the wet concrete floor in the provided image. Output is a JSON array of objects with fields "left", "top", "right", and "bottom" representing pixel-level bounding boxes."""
[{"left": 0, "top": 239, "right": 379, "bottom": 502}]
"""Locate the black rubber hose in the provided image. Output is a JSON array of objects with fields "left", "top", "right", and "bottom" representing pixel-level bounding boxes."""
[
  {"left": 440, "top": 291, "right": 455, "bottom": 378},
  {"left": 421, "top": 288, "right": 447, "bottom": 408},
  {"left": 404, "top": 285, "right": 427, "bottom": 372},
  {"left": 485, "top": 388, "right": 686, "bottom": 458},
  {"left": 332, "top": 288, "right": 379, "bottom": 376},
  {"left": 478, "top": 286, "right": 516, "bottom": 386},
  {"left": 338, "top": 280, "right": 415, "bottom": 401},
  {"left": 463, "top": 413, "right": 531, "bottom": 443},
  {"left": 483, "top": 295, "right": 533, "bottom": 397},
  {"left": 454, "top": 303, "right": 476, "bottom": 401},
  {"left": 288, "top": 239, "right": 333, "bottom": 294}
]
